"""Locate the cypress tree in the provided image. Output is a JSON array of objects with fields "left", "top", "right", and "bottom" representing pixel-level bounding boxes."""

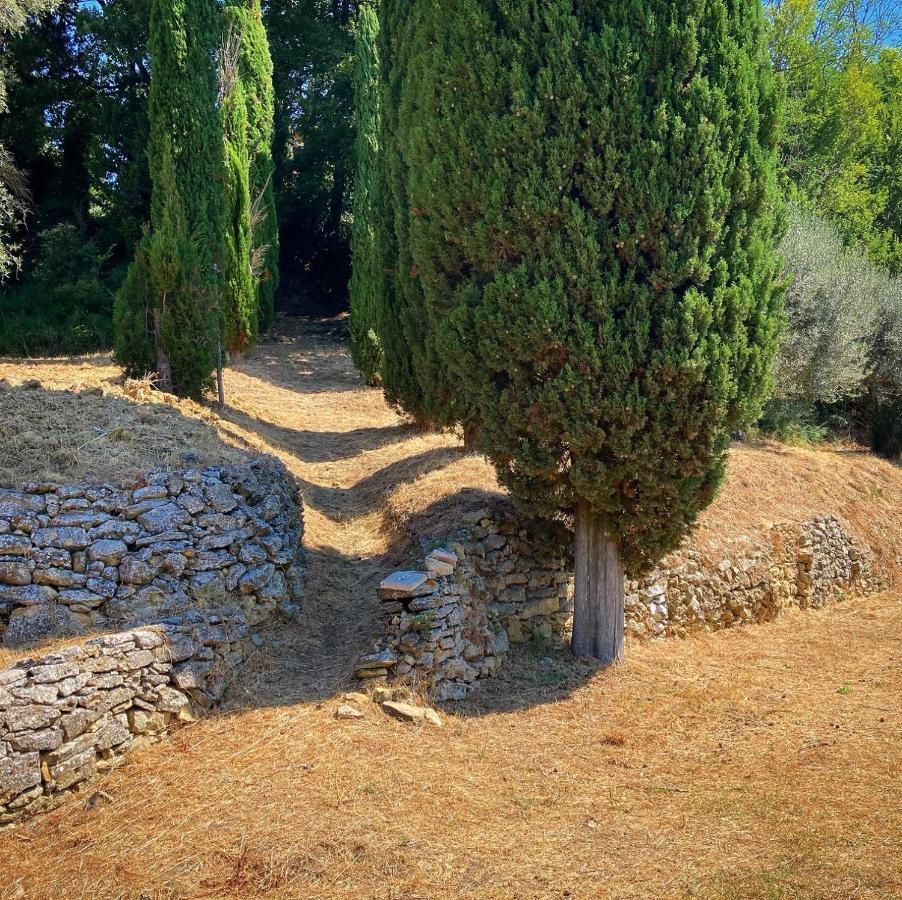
[
  {"left": 374, "top": 0, "right": 448, "bottom": 428},
  {"left": 220, "top": 15, "right": 257, "bottom": 360},
  {"left": 398, "top": 0, "right": 784, "bottom": 663},
  {"left": 348, "top": 3, "right": 383, "bottom": 383},
  {"left": 114, "top": 0, "right": 225, "bottom": 398},
  {"left": 227, "top": 0, "right": 279, "bottom": 334}
]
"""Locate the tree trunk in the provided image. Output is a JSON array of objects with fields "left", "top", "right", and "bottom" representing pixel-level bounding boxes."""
[
  {"left": 153, "top": 305, "right": 173, "bottom": 394},
  {"left": 571, "top": 500, "right": 625, "bottom": 666},
  {"left": 217, "top": 341, "right": 225, "bottom": 407}
]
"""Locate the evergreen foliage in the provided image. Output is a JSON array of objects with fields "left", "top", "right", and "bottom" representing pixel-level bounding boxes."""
[
  {"left": 375, "top": 0, "right": 449, "bottom": 427},
  {"left": 348, "top": 3, "right": 383, "bottom": 382},
  {"left": 113, "top": 233, "right": 155, "bottom": 373},
  {"left": 229, "top": 0, "right": 279, "bottom": 332},
  {"left": 220, "top": 15, "right": 257, "bottom": 358},
  {"left": 0, "top": 0, "right": 63, "bottom": 279},
  {"left": 114, "top": 0, "right": 224, "bottom": 398},
  {"left": 397, "top": 0, "right": 785, "bottom": 577}
]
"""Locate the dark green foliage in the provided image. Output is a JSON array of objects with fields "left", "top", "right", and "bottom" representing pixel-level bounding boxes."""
[
  {"left": 868, "top": 278, "right": 902, "bottom": 459},
  {"left": 396, "top": 0, "right": 785, "bottom": 575},
  {"left": 266, "top": 0, "right": 358, "bottom": 303},
  {"left": 374, "top": 0, "right": 439, "bottom": 425},
  {"left": 113, "top": 233, "right": 154, "bottom": 374},
  {"left": 0, "top": 224, "right": 118, "bottom": 356},
  {"left": 229, "top": 0, "right": 279, "bottom": 332},
  {"left": 0, "top": 0, "right": 151, "bottom": 291},
  {"left": 220, "top": 17, "right": 257, "bottom": 358},
  {"left": 147, "top": 138, "right": 217, "bottom": 395},
  {"left": 348, "top": 3, "right": 382, "bottom": 382},
  {"left": 115, "top": 0, "right": 223, "bottom": 398}
]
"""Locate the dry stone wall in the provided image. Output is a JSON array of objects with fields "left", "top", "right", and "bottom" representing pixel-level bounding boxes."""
[
  {"left": 358, "top": 507, "right": 885, "bottom": 701},
  {"left": 0, "top": 611, "right": 246, "bottom": 826},
  {"left": 0, "top": 458, "right": 304, "bottom": 649},
  {"left": 0, "top": 456, "right": 304, "bottom": 826}
]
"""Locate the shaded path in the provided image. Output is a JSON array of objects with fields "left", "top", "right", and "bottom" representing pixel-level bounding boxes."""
[{"left": 207, "top": 320, "right": 467, "bottom": 705}]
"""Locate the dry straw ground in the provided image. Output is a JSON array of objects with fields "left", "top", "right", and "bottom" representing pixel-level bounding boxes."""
[{"left": 0, "top": 317, "right": 900, "bottom": 899}]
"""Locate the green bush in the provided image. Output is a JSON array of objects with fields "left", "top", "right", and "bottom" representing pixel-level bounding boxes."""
[{"left": 0, "top": 223, "right": 117, "bottom": 356}]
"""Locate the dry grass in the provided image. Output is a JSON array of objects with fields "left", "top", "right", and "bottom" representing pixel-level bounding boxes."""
[
  {"left": 0, "top": 317, "right": 900, "bottom": 899},
  {"left": 0, "top": 364, "right": 248, "bottom": 486},
  {"left": 1, "top": 594, "right": 899, "bottom": 900}
]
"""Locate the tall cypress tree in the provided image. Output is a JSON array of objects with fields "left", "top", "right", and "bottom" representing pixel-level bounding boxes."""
[
  {"left": 397, "top": 0, "right": 784, "bottom": 663},
  {"left": 220, "top": 15, "right": 257, "bottom": 360},
  {"left": 227, "top": 0, "right": 279, "bottom": 334},
  {"left": 114, "top": 0, "right": 225, "bottom": 398},
  {"left": 348, "top": 3, "right": 383, "bottom": 383},
  {"left": 374, "top": 0, "right": 442, "bottom": 428}
]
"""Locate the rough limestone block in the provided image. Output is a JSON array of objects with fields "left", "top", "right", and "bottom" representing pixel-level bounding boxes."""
[
  {"left": 0, "top": 752, "right": 41, "bottom": 804},
  {"left": 379, "top": 571, "right": 438, "bottom": 601}
]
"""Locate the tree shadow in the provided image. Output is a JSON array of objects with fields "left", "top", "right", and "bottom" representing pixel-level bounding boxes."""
[
  {"left": 218, "top": 403, "right": 414, "bottom": 465},
  {"left": 237, "top": 318, "right": 366, "bottom": 397},
  {"left": 0, "top": 347, "right": 593, "bottom": 721},
  {"left": 217, "top": 482, "right": 595, "bottom": 718}
]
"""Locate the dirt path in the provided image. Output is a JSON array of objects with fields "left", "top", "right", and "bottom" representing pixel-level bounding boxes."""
[{"left": 206, "top": 318, "right": 468, "bottom": 704}]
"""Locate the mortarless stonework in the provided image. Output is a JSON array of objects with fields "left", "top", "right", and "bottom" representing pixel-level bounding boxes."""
[
  {"left": 0, "top": 458, "right": 304, "bottom": 648},
  {"left": 358, "top": 510, "right": 885, "bottom": 702},
  {"left": 0, "top": 612, "right": 247, "bottom": 826},
  {"left": 0, "top": 457, "right": 304, "bottom": 825}
]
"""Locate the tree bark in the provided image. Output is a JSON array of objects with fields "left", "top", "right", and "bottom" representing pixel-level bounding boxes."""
[
  {"left": 217, "top": 341, "right": 226, "bottom": 407},
  {"left": 571, "top": 500, "right": 625, "bottom": 666},
  {"left": 153, "top": 305, "right": 173, "bottom": 394}
]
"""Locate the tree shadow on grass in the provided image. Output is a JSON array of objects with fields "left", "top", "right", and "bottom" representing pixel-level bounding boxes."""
[
  {"left": 218, "top": 403, "right": 415, "bottom": 466},
  {"left": 220, "top": 482, "right": 596, "bottom": 718},
  {"left": 237, "top": 318, "right": 366, "bottom": 397}
]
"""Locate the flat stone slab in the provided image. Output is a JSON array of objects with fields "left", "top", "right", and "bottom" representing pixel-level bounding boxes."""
[
  {"left": 427, "top": 548, "right": 458, "bottom": 567},
  {"left": 355, "top": 650, "right": 397, "bottom": 675},
  {"left": 381, "top": 701, "right": 442, "bottom": 728},
  {"left": 378, "top": 571, "right": 437, "bottom": 600}
]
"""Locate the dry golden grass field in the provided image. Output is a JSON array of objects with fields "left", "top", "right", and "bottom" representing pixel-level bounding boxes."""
[{"left": 0, "top": 317, "right": 900, "bottom": 900}]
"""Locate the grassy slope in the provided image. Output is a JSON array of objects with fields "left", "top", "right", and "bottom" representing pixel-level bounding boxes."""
[{"left": 0, "top": 317, "right": 900, "bottom": 899}]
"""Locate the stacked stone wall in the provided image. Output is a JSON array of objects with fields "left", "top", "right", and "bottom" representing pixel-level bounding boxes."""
[
  {"left": 358, "top": 510, "right": 885, "bottom": 701},
  {"left": 0, "top": 459, "right": 304, "bottom": 649},
  {"left": 0, "top": 611, "right": 246, "bottom": 826}
]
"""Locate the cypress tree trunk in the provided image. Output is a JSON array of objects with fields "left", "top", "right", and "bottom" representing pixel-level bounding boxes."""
[
  {"left": 153, "top": 305, "right": 173, "bottom": 393},
  {"left": 572, "top": 501, "right": 624, "bottom": 666}
]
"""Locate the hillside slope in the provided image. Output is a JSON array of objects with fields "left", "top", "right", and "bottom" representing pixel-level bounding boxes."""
[{"left": 0, "top": 317, "right": 900, "bottom": 899}]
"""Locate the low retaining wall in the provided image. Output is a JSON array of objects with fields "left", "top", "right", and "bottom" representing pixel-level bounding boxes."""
[
  {"left": 0, "top": 459, "right": 304, "bottom": 649},
  {"left": 0, "top": 610, "right": 246, "bottom": 826},
  {"left": 357, "top": 510, "right": 885, "bottom": 701}
]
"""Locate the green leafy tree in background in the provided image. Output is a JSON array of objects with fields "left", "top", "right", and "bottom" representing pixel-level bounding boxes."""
[
  {"left": 229, "top": 0, "right": 279, "bottom": 333},
  {"left": 114, "top": 0, "right": 225, "bottom": 398},
  {"left": 0, "top": 0, "right": 63, "bottom": 279},
  {"left": 767, "top": 0, "right": 902, "bottom": 272},
  {"left": 220, "top": 14, "right": 258, "bottom": 361},
  {"left": 348, "top": 2, "right": 383, "bottom": 382},
  {"left": 395, "top": 0, "right": 784, "bottom": 662}
]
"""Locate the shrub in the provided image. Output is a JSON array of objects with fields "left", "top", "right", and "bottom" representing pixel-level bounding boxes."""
[
  {"left": 771, "top": 207, "right": 881, "bottom": 410},
  {"left": 869, "top": 275, "right": 902, "bottom": 458},
  {"left": 0, "top": 223, "right": 116, "bottom": 356}
]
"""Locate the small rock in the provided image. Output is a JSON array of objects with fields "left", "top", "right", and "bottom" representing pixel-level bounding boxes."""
[
  {"left": 343, "top": 691, "right": 369, "bottom": 705},
  {"left": 381, "top": 701, "right": 442, "bottom": 727},
  {"left": 335, "top": 703, "right": 365, "bottom": 720}
]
